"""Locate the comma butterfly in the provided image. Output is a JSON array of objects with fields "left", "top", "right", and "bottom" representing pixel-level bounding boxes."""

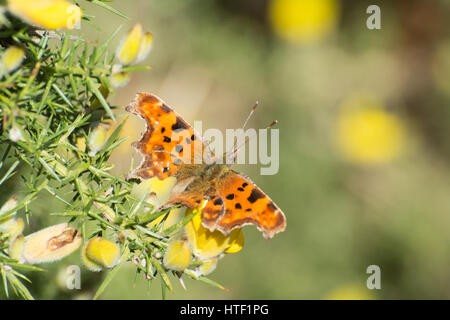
[{"left": 126, "top": 93, "right": 286, "bottom": 239}]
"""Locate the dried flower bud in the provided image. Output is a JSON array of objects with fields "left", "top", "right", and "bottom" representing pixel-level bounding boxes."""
[{"left": 22, "top": 223, "right": 82, "bottom": 264}]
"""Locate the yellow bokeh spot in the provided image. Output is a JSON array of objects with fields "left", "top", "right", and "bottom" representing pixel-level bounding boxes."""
[
  {"left": 325, "top": 284, "right": 374, "bottom": 300},
  {"left": 269, "top": 0, "right": 339, "bottom": 45},
  {"left": 163, "top": 239, "right": 192, "bottom": 272},
  {"left": 116, "top": 24, "right": 143, "bottom": 65},
  {"left": 185, "top": 204, "right": 244, "bottom": 259},
  {"left": 336, "top": 95, "right": 406, "bottom": 165},
  {"left": 7, "top": 0, "right": 82, "bottom": 29},
  {"left": 83, "top": 237, "right": 120, "bottom": 269}
]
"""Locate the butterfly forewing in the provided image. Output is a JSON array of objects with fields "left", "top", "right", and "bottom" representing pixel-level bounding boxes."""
[{"left": 127, "top": 93, "right": 206, "bottom": 180}]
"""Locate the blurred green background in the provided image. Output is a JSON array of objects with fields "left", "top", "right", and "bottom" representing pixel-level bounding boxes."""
[{"left": 5, "top": 0, "right": 450, "bottom": 299}]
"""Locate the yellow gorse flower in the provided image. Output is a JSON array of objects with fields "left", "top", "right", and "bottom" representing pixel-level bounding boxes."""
[
  {"left": 110, "top": 70, "right": 130, "bottom": 88},
  {"left": 81, "top": 237, "right": 120, "bottom": 272},
  {"left": 7, "top": 0, "right": 82, "bottom": 30},
  {"left": 88, "top": 124, "right": 109, "bottom": 156},
  {"left": 163, "top": 239, "right": 192, "bottom": 272},
  {"left": 336, "top": 95, "right": 406, "bottom": 165},
  {"left": 1, "top": 46, "right": 25, "bottom": 74},
  {"left": 116, "top": 24, "right": 143, "bottom": 65},
  {"left": 269, "top": 0, "right": 339, "bottom": 45},
  {"left": 185, "top": 203, "right": 244, "bottom": 260}
]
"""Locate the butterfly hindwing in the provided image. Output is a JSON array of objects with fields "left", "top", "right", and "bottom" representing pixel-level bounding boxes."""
[
  {"left": 127, "top": 93, "right": 205, "bottom": 180},
  {"left": 205, "top": 172, "right": 286, "bottom": 239}
]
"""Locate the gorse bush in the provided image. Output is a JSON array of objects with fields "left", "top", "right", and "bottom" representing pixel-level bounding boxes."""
[{"left": 0, "top": 0, "right": 241, "bottom": 299}]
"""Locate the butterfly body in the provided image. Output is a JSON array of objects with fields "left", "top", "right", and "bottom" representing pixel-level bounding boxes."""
[{"left": 127, "top": 93, "right": 286, "bottom": 239}]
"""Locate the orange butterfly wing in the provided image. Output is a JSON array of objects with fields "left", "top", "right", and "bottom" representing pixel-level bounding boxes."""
[
  {"left": 203, "top": 172, "right": 286, "bottom": 239},
  {"left": 126, "top": 93, "right": 205, "bottom": 180}
]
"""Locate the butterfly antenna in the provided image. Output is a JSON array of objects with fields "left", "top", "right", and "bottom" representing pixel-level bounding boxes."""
[
  {"left": 242, "top": 101, "right": 259, "bottom": 130},
  {"left": 222, "top": 101, "right": 258, "bottom": 163},
  {"left": 227, "top": 119, "right": 278, "bottom": 165}
]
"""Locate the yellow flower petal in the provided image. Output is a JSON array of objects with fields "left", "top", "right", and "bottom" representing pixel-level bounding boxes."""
[
  {"left": 131, "top": 177, "right": 177, "bottom": 211},
  {"left": 22, "top": 223, "right": 82, "bottom": 264},
  {"left": 0, "top": 218, "right": 24, "bottom": 239},
  {"left": 269, "top": 0, "right": 339, "bottom": 45},
  {"left": 116, "top": 24, "right": 143, "bottom": 65},
  {"left": 1, "top": 46, "right": 25, "bottom": 73},
  {"left": 196, "top": 257, "right": 218, "bottom": 276},
  {"left": 9, "top": 234, "right": 25, "bottom": 261},
  {"left": 84, "top": 237, "right": 120, "bottom": 269},
  {"left": 224, "top": 229, "right": 244, "bottom": 254},
  {"left": 163, "top": 239, "right": 192, "bottom": 272},
  {"left": 147, "top": 207, "right": 185, "bottom": 230},
  {"left": 7, "top": 0, "right": 82, "bottom": 29},
  {"left": 81, "top": 242, "right": 103, "bottom": 272},
  {"left": 136, "top": 32, "right": 153, "bottom": 63},
  {"left": 185, "top": 206, "right": 231, "bottom": 259}
]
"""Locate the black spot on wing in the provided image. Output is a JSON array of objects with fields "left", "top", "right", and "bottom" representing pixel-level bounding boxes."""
[
  {"left": 163, "top": 136, "right": 171, "bottom": 143},
  {"left": 242, "top": 182, "right": 248, "bottom": 188},
  {"left": 161, "top": 127, "right": 166, "bottom": 133},
  {"left": 235, "top": 203, "right": 242, "bottom": 209},
  {"left": 247, "top": 188, "right": 264, "bottom": 203},
  {"left": 226, "top": 194, "right": 235, "bottom": 200},
  {"left": 160, "top": 104, "right": 171, "bottom": 113},
  {"left": 213, "top": 198, "right": 223, "bottom": 206},
  {"left": 237, "top": 187, "right": 244, "bottom": 192},
  {"left": 172, "top": 118, "right": 188, "bottom": 132}
]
